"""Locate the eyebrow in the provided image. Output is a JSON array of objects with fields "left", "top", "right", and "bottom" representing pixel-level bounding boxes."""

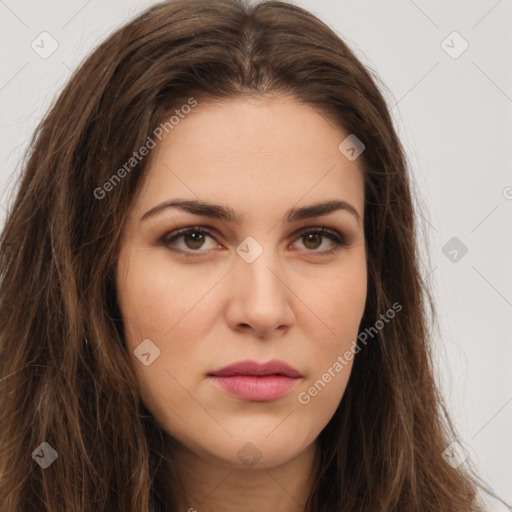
[{"left": 140, "top": 198, "right": 362, "bottom": 225}]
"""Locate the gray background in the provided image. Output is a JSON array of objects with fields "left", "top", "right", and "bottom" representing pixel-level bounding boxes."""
[{"left": 1, "top": 0, "right": 510, "bottom": 507}]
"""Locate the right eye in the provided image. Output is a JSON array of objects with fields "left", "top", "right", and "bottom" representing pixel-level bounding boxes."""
[{"left": 159, "top": 226, "right": 223, "bottom": 257}]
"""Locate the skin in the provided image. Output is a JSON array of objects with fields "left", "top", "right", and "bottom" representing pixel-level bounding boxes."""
[{"left": 116, "top": 94, "right": 367, "bottom": 512}]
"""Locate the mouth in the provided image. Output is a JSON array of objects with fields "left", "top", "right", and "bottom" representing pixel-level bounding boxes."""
[{"left": 207, "top": 360, "right": 302, "bottom": 402}]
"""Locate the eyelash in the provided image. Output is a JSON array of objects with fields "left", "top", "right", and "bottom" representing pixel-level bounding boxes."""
[{"left": 159, "top": 226, "right": 348, "bottom": 258}]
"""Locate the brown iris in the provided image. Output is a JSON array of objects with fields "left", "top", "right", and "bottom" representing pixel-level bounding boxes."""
[
  {"left": 184, "top": 231, "right": 206, "bottom": 250},
  {"left": 302, "top": 233, "right": 322, "bottom": 250}
]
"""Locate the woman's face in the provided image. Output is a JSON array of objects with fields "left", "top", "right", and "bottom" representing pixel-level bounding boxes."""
[{"left": 116, "top": 95, "right": 367, "bottom": 470}]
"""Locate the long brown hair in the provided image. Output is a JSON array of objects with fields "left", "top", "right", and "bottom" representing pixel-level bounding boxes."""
[{"left": 0, "top": 0, "right": 506, "bottom": 510}]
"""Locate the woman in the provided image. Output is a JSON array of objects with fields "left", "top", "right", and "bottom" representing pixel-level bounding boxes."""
[{"left": 0, "top": 0, "right": 506, "bottom": 510}]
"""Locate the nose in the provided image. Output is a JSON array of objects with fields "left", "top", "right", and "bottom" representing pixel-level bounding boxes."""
[{"left": 225, "top": 249, "right": 295, "bottom": 338}]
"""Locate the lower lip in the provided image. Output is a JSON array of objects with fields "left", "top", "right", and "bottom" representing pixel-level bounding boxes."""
[{"left": 208, "top": 375, "right": 300, "bottom": 402}]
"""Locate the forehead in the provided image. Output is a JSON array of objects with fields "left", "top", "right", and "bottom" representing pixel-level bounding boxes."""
[{"left": 133, "top": 95, "right": 365, "bottom": 220}]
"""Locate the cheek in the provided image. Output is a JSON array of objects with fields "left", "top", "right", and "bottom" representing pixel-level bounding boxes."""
[
  {"left": 305, "top": 255, "right": 367, "bottom": 342},
  {"left": 116, "top": 252, "right": 204, "bottom": 421},
  {"left": 298, "top": 255, "right": 366, "bottom": 397},
  {"left": 116, "top": 250, "right": 218, "bottom": 412},
  {"left": 117, "top": 250, "right": 204, "bottom": 345}
]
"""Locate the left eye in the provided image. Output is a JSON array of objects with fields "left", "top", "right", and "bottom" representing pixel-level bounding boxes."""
[
  {"left": 291, "top": 228, "right": 348, "bottom": 254},
  {"left": 160, "top": 226, "right": 348, "bottom": 257}
]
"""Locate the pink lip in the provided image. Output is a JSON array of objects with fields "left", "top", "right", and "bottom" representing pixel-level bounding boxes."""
[{"left": 208, "top": 360, "right": 302, "bottom": 402}]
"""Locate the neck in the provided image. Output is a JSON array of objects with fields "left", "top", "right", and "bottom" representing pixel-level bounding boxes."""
[{"left": 164, "top": 437, "right": 320, "bottom": 512}]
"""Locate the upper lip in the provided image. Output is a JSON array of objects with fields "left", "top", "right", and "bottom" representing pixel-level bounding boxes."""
[{"left": 209, "top": 359, "right": 302, "bottom": 378}]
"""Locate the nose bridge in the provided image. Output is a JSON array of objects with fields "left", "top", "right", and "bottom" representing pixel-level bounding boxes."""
[
  {"left": 236, "top": 242, "right": 284, "bottom": 303},
  {"left": 228, "top": 238, "right": 294, "bottom": 335}
]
